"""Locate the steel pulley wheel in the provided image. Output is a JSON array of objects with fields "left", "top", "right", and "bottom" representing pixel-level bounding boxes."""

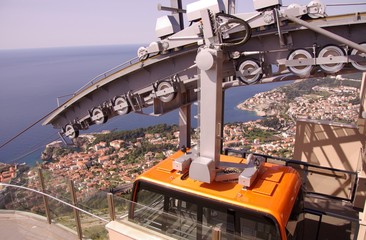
[
  {"left": 137, "top": 47, "right": 149, "bottom": 61},
  {"left": 318, "top": 45, "right": 345, "bottom": 73},
  {"left": 92, "top": 107, "right": 108, "bottom": 125},
  {"left": 351, "top": 43, "right": 366, "bottom": 71},
  {"left": 237, "top": 60, "right": 263, "bottom": 84},
  {"left": 64, "top": 124, "right": 79, "bottom": 139},
  {"left": 287, "top": 49, "right": 314, "bottom": 77},
  {"left": 157, "top": 81, "right": 176, "bottom": 103},
  {"left": 114, "top": 97, "right": 131, "bottom": 115}
]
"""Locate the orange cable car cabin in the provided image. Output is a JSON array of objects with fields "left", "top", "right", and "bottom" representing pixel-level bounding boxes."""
[{"left": 129, "top": 149, "right": 303, "bottom": 240}]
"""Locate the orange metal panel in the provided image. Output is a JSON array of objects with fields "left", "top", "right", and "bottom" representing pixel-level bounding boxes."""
[
  {"left": 252, "top": 179, "right": 277, "bottom": 196},
  {"left": 260, "top": 166, "right": 284, "bottom": 183},
  {"left": 135, "top": 150, "right": 302, "bottom": 239}
]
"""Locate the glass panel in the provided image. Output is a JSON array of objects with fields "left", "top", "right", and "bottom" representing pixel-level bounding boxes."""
[
  {"left": 133, "top": 185, "right": 280, "bottom": 240},
  {"left": 202, "top": 207, "right": 228, "bottom": 232},
  {"left": 240, "top": 215, "right": 280, "bottom": 240},
  {"left": 133, "top": 188, "right": 200, "bottom": 239},
  {"left": 136, "top": 188, "right": 165, "bottom": 209},
  {"left": 133, "top": 189, "right": 165, "bottom": 230},
  {"left": 165, "top": 197, "right": 198, "bottom": 239},
  {"left": 202, "top": 207, "right": 235, "bottom": 240}
]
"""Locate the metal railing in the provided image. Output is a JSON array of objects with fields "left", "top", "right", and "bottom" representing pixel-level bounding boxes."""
[
  {"left": 0, "top": 168, "right": 229, "bottom": 240},
  {"left": 0, "top": 150, "right": 361, "bottom": 239},
  {"left": 223, "top": 148, "right": 359, "bottom": 202},
  {"left": 56, "top": 56, "right": 140, "bottom": 107},
  {"left": 0, "top": 168, "right": 113, "bottom": 239},
  {"left": 0, "top": 183, "right": 108, "bottom": 224}
]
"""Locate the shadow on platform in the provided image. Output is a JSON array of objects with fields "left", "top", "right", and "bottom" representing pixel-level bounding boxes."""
[{"left": 0, "top": 210, "right": 78, "bottom": 240}]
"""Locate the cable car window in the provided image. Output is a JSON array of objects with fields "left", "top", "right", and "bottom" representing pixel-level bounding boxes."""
[
  {"left": 165, "top": 197, "right": 199, "bottom": 239},
  {"left": 136, "top": 188, "right": 164, "bottom": 208},
  {"left": 131, "top": 181, "right": 281, "bottom": 240},
  {"left": 133, "top": 187, "right": 200, "bottom": 239},
  {"left": 167, "top": 197, "right": 198, "bottom": 221},
  {"left": 202, "top": 207, "right": 235, "bottom": 233},
  {"left": 240, "top": 215, "right": 280, "bottom": 239},
  {"left": 132, "top": 189, "right": 166, "bottom": 231}
]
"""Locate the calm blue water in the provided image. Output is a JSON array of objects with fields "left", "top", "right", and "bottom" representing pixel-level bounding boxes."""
[{"left": 0, "top": 45, "right": 290, "bottom": 166}]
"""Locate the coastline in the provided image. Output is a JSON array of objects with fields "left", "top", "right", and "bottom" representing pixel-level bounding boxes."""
[
  {"left": 236, "top": 88, "right": 287, "bottom": 118},
  {"left": 237, "top": 105, "right": 267, "bottom": 117},
  {"left": 1, "top": 75, "right": 362, "bottom": 218},
  {"left": 3, "top": 74, "right": 361, "bottom": 170}
]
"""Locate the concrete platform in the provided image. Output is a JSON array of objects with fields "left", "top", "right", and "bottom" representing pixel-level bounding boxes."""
[{"left": 0, "top": 210, "right": 78, "bottom": 240}]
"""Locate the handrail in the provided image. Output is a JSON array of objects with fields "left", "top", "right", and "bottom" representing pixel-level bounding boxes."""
[
  {"left": 326, "top": 2, "right": 366, "bottom": 7},
  {"left": 0, "top": 183, "right": 109, "bottom": 223},
  {"left": 282, "top": 2, "right": 366, "bottom": 7},
  {"left": 74, "top": 56, "right": 140, "bottom": 95},
  {"left": 224, "top": 148, "right": 358, "bottom": 176},
  {"left": 56, "top": 56, "right": 140, "bottom": 107},
  {"left": 223, "top": 148, "right": 358, "bottom": 202}
]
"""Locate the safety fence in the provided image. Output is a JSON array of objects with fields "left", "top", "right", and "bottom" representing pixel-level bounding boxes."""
[
  {"left": 0, "top": 168, "right": 232, "bottom": 240},
  {"left": 0, "top": 149, "right": 361, "bottom": 239}
]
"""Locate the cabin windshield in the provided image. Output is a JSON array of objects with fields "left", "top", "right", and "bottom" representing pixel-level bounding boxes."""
[{"left": 129, "top": 181, "right": 281, "bottom": 240}]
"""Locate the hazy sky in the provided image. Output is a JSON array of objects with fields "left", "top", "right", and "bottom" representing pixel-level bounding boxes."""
[{"left": 0, "top": 0, "right": 364, "bottom": 49}]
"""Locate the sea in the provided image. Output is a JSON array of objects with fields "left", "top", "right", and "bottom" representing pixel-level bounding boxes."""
[{"left": 0, "top": 45, "right": 291, "bottom": 166}]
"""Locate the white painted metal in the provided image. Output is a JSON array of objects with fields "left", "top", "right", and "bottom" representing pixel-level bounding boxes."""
[
  {"left": 91, "top": 108, "right": 107, "bottom": 125},
  {"left": 113, "top": 97, "right": 130, "bottom": 115},
  {"left": 64, "top": 124, "right": 78, "bottom": 139},
  {"left": 186, "top": 0, "right": 225, "bottom": 21},
  {"left": 42, "top": 1, "right": 366, "bottom": 152},
  {"left": 318, "top": 45, "right": 345, "bottom": 73},
  {"left": 155, "top": 15, "right": 181, "bottom": 38},
  {"left": 156, "top": 81, "right": 176, "bottom": 102},
  {"left": 351, "top": 43, "right": 366, "bottom": 71},
  {"left": 253, "top": 0, "right": 282, "bottom": 11},
  {"left": 287, "top": 49, "right": 314, "bottom": 77}
]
